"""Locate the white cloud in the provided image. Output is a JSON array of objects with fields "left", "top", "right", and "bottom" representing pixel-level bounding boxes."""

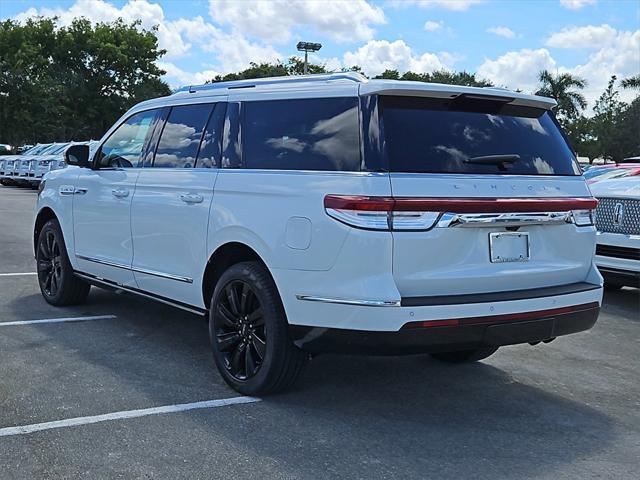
[
  {"left": 343, "top": 39, "right": 456, "bottom": 77},
  {"left": 172, "top": 16, "right": 282, "bottom": 73},
  {"left": 487, "top": 26, "right": 518, "bottom": 39},
  {"left": 476, "top": 28, "right": 640, "bottom": 109},
  {"left": 565, "top": 29, "right": 640, "bottom": 105},
  {"left": 559, "top": 0, "right": 597, "bottom": 10},
  {"left": 157, "top": 61, "right": 221, "bottom": 88},
  {"left": 546, "top": 24, "right": 617, "bottom": 48},
  {"left": 424, "top": 20, "right": 444, "bottom": 32},
  {"left": 477, "top": 48, "right": 557, "bottom": 92},
  {"left": 208, "top": 0, "right": 385, "bottom": 44},
  {"left": 391, "top": 0, "right": 483, "bottom": 11}
]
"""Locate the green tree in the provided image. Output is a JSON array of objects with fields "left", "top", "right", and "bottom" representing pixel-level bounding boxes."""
[
  {"left": 209, "top": 57, "right": 328, "bottom": 83},
  {"left": 373, "top": 69, "right": 492, "bottom": 87},
  {"left": 621, "top": 74, "right": 640, "bottom": 90},
  {"left": 535, "top": 70, "right": 587, "bottom": 125},
  {"left": 591, "top": 76, "right": 626, "bottom": 161},
  {"left": 0, "top": 17, "right": 170, "bottom": 146}
]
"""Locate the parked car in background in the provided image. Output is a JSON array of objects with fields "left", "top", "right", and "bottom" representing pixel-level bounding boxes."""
[
  {"left": 34, "top": 73, "right": 602, "bottom": 395},
  {"left": 0, "top": 144, "right": 13, "bottom": 155},
  {"left": 591, "top": 177, "right": 640, "bottom": 289},
  {"left": 620, "top": 156, "right": 640, "bottom": 164},
  {"left": 584, "top": 164, "right": 640, "bottom": 184}
]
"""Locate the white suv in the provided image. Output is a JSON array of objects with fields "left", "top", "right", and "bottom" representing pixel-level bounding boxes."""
[{"left": 34, "top": 73, "right": 603, "bottom": 395}]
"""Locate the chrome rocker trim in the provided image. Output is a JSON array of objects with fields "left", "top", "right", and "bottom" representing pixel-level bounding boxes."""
[
  {"left": 296, "top": 295, "right": 401, "bottom": 307},
  {"left": 76, "top": 254, "right": 193, "bottom": 283}
]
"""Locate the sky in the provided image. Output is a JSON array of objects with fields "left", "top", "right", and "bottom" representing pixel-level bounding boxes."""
[{"left": 2, "top": 0, "right": 639, "bottom": 108}]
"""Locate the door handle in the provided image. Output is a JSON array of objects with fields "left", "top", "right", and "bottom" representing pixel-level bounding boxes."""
[
  {"left": 180, "top": 193, "right": 204, "bottom": 204},
  {"left": 112, "top": 188, "right": 129, "bottom": 198}
]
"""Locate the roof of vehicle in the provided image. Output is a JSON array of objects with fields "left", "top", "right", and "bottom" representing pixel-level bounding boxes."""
[
  {"left": 589, "top": 176, "right": 640, "bottom": 200},
  {"left": 134, "top": 71, "right": 557, "bottom": 112}
]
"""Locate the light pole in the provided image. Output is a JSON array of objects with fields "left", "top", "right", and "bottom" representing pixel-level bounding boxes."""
[{"left": 296, "top": 41, "right": 322, "bottom": 75}]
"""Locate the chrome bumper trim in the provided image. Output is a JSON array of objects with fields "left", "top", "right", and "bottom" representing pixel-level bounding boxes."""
[{"left": 296, "top": 295, "right": 401, "bottom": 307}]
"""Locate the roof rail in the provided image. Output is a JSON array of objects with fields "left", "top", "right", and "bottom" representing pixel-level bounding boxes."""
[{"left": 174, "top": 71, "right": 368, "bottom": 95}]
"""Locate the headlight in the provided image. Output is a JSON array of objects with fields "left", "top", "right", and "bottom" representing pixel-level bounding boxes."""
[{"left": 572, "top": 209, "right": 595, "bottom": 226}]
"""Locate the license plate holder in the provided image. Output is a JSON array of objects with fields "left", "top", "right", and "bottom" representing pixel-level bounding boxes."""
[{"left": 489, "top": 232, "right": 530, "bottom": 263}]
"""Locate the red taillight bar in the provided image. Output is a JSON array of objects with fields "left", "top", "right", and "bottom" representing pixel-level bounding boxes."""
[
  {"left": 402, "top": 302, "right": 600, "bottom": 329},
  {"left": 324, "top": 195, "right": 598, "bottom": 213}
]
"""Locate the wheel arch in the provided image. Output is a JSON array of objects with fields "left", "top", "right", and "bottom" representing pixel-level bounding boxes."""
[
  {"left": 33, "top": 207, "right": 58, "bottom": 257},
  {"left": 202, "top": 242, "right": 272, "bottom": 309}
]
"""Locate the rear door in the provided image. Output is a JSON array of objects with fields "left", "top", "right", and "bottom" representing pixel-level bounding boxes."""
[
  {"left": 73, "top": 109, "right": 161, "bottom": 287},
  {"left": 378, "top": 94, "right": 595, "bottom": 298},
  {"left": 131, "top": 100, "right": 226, "bottom": 307}
]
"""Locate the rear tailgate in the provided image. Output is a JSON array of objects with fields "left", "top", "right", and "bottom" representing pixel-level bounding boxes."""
[{"left": 380, "top": 94, "right": 597, "bottom": 299}]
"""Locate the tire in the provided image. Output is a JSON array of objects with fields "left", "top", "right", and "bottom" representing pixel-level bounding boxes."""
[
  {"left": 430, "top": 346, "right": 499, "bottom": 364},
  {"left": 36, "top": 219, "right": 90, "bottom": 306},
  {"left": 209, "top": 261, "right": 308, "bottom": 396}
]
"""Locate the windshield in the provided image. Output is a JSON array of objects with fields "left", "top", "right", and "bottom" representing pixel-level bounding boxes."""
[
  {"left": 381, "top": 95, "right": 580, "bottom": 175},
  {"left": 24, "top": 144, "right": 50, "bottom": 155}
]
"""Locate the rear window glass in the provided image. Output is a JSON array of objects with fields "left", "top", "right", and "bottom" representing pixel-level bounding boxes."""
[
  {"left": 242, "top": 97, "right": 360, "bottom": 171},
  {"left": 154, "top": 104, "right": 213, "bottom": 168},
  {"left": 381, "top": 96, "right": 580, "bottom": 175}
]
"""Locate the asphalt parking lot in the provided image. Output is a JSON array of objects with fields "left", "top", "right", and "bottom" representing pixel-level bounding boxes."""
[{"left": 0, "top": 185, "right": 639, "bottom": 479}]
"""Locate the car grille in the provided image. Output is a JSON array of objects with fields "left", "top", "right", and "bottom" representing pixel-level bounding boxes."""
[
  {"left": 595, "top": 198, "right": 640, "bottom": 235},
  {"left": 596, "top": 244, "right": 640, "bottom": 261}
]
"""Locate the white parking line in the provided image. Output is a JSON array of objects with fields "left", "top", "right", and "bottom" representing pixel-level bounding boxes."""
[
  {"left": 0, "top": 397, "right": 261, "bottom": 437},
  {"left": 0, "top": 315, "right": 117, "bottom": 327},
  {"left": 0, "top": 272, "right": 37, "bottom": 277}
]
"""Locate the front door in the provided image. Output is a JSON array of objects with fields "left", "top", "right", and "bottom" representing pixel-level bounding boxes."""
[{"left": 73, "top": 108, "right": 161, "bottom": 287}]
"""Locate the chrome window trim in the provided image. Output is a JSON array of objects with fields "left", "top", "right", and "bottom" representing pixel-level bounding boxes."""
[
  {"left": 76, "top": 255, "right": 193, "bottom": 284},
  {"left": 296, "top": 295, "right": 400, "bottom": 307}
]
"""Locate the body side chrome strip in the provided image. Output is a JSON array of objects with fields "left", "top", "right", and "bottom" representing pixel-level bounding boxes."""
[
  {"left": 296, "top": 295, "right": 400, "bottom": 307},
  {"left": 76, "top": 255, "right": 193, "bottom": 283}
]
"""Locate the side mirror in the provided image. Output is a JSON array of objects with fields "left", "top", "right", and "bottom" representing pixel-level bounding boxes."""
[{"left": 65, "top": 144, "right": 91, "bottom": 168}]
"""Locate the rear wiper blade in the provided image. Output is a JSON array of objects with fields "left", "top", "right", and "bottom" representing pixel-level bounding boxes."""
[{"left": 464, "top": 154, "right": 521, "bottom": 165}]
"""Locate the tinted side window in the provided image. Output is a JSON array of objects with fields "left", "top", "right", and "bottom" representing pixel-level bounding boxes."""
[
  {"left": 98, "top": 109, "right": 160, "bottom": 168},
  {"left": 196, "top": 103, "right": 226, "bottom": 168},
  {"left": 242, "top": 97, "right": 360, "bottom": 171},
  {"left": 154, "top": 104, "right": 213, "bottom": 168}
]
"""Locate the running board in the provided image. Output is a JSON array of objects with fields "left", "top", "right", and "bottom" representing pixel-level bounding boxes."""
[{"left": 73, "top": 271, "right": 207, "bottom": 316}]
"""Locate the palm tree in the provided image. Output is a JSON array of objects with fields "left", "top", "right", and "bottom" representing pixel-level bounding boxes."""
[
  {"left": 621, "top": 74, "right": 640, "bottom": 90},
  {"left": 536, "top": 70, "right": 588, "bottom": 123}
]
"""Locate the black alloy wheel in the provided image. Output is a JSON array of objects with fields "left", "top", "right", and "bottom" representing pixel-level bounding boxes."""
[
  {"left": 37, "top": 229, "right": 63, "bottom": 297},
  {"left": 214, "top": 280, "right": 267, "bottom": 381},
  {"left": 209, "top": 261, "right": 308, "bottom": 395},
  {"left": 36, "top": 219, "right": 90, "bottom": 306}
]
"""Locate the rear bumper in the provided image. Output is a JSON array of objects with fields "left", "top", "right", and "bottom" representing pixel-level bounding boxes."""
[{"left": 290, "top": 302, "right": 600, "bottom": 355}]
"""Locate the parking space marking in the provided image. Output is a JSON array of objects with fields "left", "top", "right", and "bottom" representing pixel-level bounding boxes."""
[
  {"left": 0, "top": 314, "right": 117, "bottom": 327},
  {"left": 0, "top": 397, "right": 261, "bottom": 437},
  {"left": 0, "top": 272, "right": 37, "bottom": 277}
]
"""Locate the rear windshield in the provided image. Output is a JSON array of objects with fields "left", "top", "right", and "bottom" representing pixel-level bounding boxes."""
[{"left": 381, "top": 96, "right": 580, "bottom": 175}]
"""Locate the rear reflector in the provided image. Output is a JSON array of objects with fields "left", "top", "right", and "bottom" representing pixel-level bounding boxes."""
[
  {"left": 402, "top": 302, "right": 600, "bottom": 329},
  {"left": 324, "top": 195, "right": 598, "bottom": 213},
  {"left": 324, "top": 195, "right": 598, "bottom": 230}
]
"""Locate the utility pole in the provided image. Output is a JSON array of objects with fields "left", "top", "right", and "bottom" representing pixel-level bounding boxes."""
[{"left": 296, "top": 42, "right": 322, "bottom": 75}]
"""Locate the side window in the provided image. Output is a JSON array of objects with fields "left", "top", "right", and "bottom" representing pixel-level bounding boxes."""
[
  {"left": 98, "top": 109, "right": 159, "bottom": 168},
  {"left": 242, "top": 97, "right": 360, "bottom": 171},
  {"left": 154, "top": 103, "right": 213, "bottom": 168},
  {"left": 196, "top": 103, "right": 226, "bottom": 168}
]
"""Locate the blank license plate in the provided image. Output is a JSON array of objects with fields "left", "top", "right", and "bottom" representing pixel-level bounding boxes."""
[{"left": 489, "top": 232, "right": 530, "bottom": 263}]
